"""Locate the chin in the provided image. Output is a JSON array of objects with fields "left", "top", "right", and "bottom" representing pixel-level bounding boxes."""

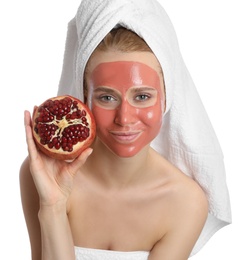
[
  {"left": 107, "top": 145, "right": 149, "bottom": 159},
  {"left": 98, "top": 136, "right": 151, "bottom": 158}
]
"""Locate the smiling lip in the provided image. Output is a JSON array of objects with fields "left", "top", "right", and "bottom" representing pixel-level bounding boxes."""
[{"left": 109, "top": 131, "right": 142, "bottom": 143}]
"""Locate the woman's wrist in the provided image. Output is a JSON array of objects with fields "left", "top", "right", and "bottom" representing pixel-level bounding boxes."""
[{"left": 38, "top": 200, "right": 68, "bottom": 221}]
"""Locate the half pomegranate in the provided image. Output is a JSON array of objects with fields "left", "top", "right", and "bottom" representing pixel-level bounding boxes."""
[{"left": 32, "top": 95, "right": 96, "bottom": 160}]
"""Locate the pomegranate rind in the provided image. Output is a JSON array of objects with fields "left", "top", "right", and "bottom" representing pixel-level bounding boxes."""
[{"left": 32, "top": 95, "right": 96, "bottom": 160}]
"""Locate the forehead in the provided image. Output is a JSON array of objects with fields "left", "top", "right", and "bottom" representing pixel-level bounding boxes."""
[
  {"left": 91, "top": 61, "right": 160, "bottom": 90},
  {"left": 86, "top": 51, "right": 163, "bottom": 91},
  {"left": 87, "top": 50, "right": 162, "bottom": 76}
]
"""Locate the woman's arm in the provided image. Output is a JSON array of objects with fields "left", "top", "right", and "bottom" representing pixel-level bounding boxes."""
[
  {"left": 20, "top": 110, "right": 92, "bottom": 259},
  {"left": 38, "top": 202, "right": 75, "bottom": 260},
  {"left": 20, "top": 160, "right": 76, "bottom": 260}
]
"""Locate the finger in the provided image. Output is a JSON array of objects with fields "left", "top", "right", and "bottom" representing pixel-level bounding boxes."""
[
  {"left": 24, "top": 110, "right": 39, "bottom": 161},
  {"left": 32, "top": 105, "right": 38, "bottom": 115}
]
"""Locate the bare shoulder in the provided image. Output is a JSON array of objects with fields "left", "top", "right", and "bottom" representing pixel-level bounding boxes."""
[
  {"left": 154, "top": 151, "right": 208, "bottom": 223},
  {"left": 167, "top": 172, "right": 208, "bottom": 227},
  {"left": 167, "top": 165, "right": 208, "bottom": 214},
  {"left": 151, "top": 149, "right": 208, "bottom": 212},
  {"left": 20, "top": 156, "right": 31, "bottom": 184},
  {"left": 148, "top": 150, "right": 208, "bottom": 259},
  {"left": 20, "top": 156, "right": 38, "bottom": 201}
]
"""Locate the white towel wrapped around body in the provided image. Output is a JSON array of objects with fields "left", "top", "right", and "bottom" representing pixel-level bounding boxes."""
[{"left": 58, "top": 0, "right": 231, "bottom": 255}]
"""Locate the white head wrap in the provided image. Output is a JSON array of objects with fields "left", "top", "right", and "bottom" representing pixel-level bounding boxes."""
[{"left": 57, "top": 0, "right": 231, "bottom": 255}]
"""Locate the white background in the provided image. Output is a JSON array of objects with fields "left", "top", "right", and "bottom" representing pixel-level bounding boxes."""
[{"left": 1, "top": 0, "right": 249, "bottom": 259}]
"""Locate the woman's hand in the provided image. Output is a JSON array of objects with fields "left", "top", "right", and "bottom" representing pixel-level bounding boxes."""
[{"left": 24, "top": 110, "right": 92, "bottom": 208}]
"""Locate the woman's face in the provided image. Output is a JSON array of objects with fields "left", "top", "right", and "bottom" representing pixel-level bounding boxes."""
[{"left": 86, "top": 51, "right": 165, "bottom": 157}]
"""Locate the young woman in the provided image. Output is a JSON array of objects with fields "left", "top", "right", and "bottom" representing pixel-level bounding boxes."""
[{"left": 20, "top": 1, "right": 231, "bottom": 259}]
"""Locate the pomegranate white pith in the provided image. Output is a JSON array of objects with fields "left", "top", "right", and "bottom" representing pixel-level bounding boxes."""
[{"left": 32, "top": 95, "right": 96, "bottom": 160}]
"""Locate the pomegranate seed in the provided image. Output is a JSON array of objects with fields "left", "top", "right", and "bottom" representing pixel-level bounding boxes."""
[
  {"left": 82, "top": 110, "right": 86, "bottom": 116},
  {"left": 40, "top": 139, "right": 46, "bottom": 145},
  {"left": 48, "top": 143, "right": 54, "bottom": 149},
  {"left": 52, "top": 137, "right": 58, "bottom": 144},
  {"left": 54, "top": 144, "right": 60, "bottom": 150}
]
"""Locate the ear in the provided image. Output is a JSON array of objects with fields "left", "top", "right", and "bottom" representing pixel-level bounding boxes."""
[
  {"left": 84, "top": 95, "right": 88, "bottom": 105},
  {"left": 83, "top": 78, "right": 88, "bottom": 104}
]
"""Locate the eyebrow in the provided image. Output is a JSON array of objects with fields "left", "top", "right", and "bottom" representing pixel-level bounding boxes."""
[
  {"left": 94, "top": 86, "right": 157, "bottom": 93},
  {"left": 131, "top": 87, "right": 157, "bottom": 93},
  {"left": 93, "top": 87, "right": 117, "bottom": 94}
]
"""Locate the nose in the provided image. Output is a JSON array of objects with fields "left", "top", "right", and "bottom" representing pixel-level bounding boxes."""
[{"left": 114, "top": 100, "right": 137, "bottom": 126}]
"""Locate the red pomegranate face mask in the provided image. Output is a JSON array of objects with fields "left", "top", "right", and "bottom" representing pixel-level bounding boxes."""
[{"left": 87, "top": 61, "right": 164, "bottom": 157}]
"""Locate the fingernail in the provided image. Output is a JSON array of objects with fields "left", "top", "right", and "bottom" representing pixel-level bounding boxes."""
[{"left": 87, "top": 148, "right": 93, "bottom": 156}]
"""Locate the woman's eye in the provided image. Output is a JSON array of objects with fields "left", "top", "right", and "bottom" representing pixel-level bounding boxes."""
[
  {"left": 135, "top": 94, "right": 150, "bottom": 101},
  {"left": 99, "top": 95, "right": 116, "bottom": 102}
]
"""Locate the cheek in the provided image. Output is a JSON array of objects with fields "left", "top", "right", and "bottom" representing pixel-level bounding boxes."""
[
  {"left": 139, "top": 104, "right": 163, "bottom": 129},
  {"left": 92, "top": 105, "right": 115, "bottom": 129}
]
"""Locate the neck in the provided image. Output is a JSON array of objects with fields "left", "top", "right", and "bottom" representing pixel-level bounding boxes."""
[{"left": 86, "top": 138, "right": 152, "bottom": 189}]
